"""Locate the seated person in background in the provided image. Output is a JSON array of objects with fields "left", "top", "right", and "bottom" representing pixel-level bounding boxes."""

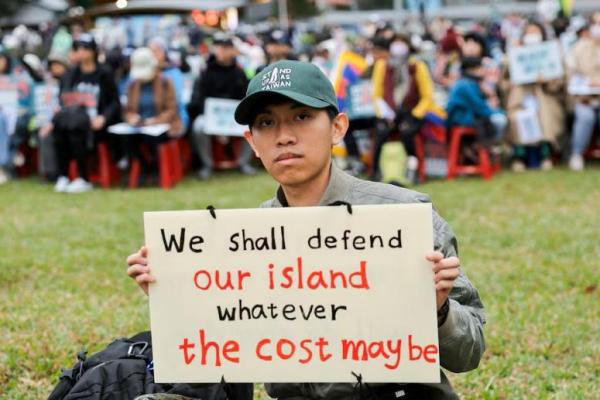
[
  {"left": 187, "top": 33, "right": 254, "bottom": 180},
  {"left": 446, "top": 57, "right": 507, "bottom": 153},
  {"left": 53, "top": 33, "right": 120, "bottom": 193},
  {"left": 566, "top": 13, "right": 600, "bottom": 171},
  {"left": 148, "top": 36, "right": 189, "bottom": 135},
  {"left": 503, "top": 21, "right": 566, "bottom": 172},
  {"left": 123, "top": 47, "right": 181, "bottom": 183}
]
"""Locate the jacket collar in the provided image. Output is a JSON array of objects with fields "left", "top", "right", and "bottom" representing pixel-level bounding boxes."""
[{"left": 274, "top": 163, "right": 354, "bottom": 207}]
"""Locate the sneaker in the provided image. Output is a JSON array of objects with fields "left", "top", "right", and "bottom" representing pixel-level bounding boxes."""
[
  {"left": 0, "top": 168, "right": 8, "bottom": 185},
  {"left": 53, "top": 176, "right": 70, "bottom": 192},
  {"left": 240, "top": 164, "right": 256, "bottom": 175},
  {"left": 569, "top": 154, "right": 584, "bottom": 171},
  {"left": 540, "top": 159, "right": 553, "bottom": 171},
  {"left": 405, "top": 156, "right": 419, "bottom": 184},
  {"left": 65, "top": 177, "right": 93, "bottom": 193},
  {"left": 510, "top": 160, "right": 526, "bottom": 173},
  {"left": 197, "top": 167, "right": 212, "bottom": 180},
  {"left": 116, "top": 157, "right": 129, "bottom": 171},
  {"left": 12, "top": 152, "right": 25, "bottom": 167}
]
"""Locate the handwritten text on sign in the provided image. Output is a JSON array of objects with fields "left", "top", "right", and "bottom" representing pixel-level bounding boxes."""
[
  {"left": 508, "top": 40, "right": 564, "bottom": 85},
  {"left": 144, "top": 204, "right": 438, "bottom": 383}
]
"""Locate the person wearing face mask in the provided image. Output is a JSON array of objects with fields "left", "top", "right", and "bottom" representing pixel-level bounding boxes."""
[
  {"left": 566, "top": 12, "right": 600, "bottom": 171},
  {"left": 503, "top": 21, "right": 566, "bottom": 172},
  {"left": 446, "top": 57, "right": 507, "bottom": 148}
]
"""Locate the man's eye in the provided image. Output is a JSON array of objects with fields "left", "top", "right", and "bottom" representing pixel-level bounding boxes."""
[
  {"left": 258, "top": 119, "right": 274, "bottom": 127},
  {"left": 295, "top": 113, "right": 311, "bottom": 121}
]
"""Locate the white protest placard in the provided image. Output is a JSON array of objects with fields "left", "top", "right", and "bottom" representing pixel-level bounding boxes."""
[
  {"left": 508, "top": 40, "right": 564, "bottom": 85},
  {"left": 0, "top": 79, "right": 19, "bottom": 136},
  {"left": 144, "top": 204, "right": 439, "bottom": 383},
  {"left": 514, "top": 108, "right": 543, "bottom": 144},
  {"left": 33, "top": 83, "right": 59, "bottom": 128},
  {"left": 567, "top": 75, "right": 600, "bottom": 96},
  {"left": 203, "top": 97, "right": 245, "bottom": 136},
  {"left": 346, "top": 80, "right": 376, "bottom": 120},
  {"left": 108, "top": 122, "right": 170, "bottom": 137}
]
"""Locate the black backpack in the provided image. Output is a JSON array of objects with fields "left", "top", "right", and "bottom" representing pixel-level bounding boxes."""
[{"left": 48, "top": 331, "right": 253, "bottom": 400}]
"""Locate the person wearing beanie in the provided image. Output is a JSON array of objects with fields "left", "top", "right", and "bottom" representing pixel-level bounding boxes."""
[{"left": 127, "top": 60, "right": 485, "bottom": 400}]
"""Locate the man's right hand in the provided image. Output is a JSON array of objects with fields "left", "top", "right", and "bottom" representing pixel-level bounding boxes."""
[{"left": 126, "top": 246, "right": 155, "bottom": 296}]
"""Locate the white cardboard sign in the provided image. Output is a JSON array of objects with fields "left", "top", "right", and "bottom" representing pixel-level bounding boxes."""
[
  {"left": 508, "top": 40, "right": 564, "bottom": 85},
  {"left": 203, "top": 97, "right": 246, "bottom": 136},
  {"left": 144, "top": 204, "right": 439, "bottom": 383}
]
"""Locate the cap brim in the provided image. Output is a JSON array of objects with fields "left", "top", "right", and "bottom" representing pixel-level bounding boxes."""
[{"left": 234, "top": 90, "right": 332, "bottom": 125}]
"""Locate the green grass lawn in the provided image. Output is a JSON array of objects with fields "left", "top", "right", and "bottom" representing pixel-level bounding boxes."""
[{"left": 1, "top": 167, "right": 598, "bottom": 399}]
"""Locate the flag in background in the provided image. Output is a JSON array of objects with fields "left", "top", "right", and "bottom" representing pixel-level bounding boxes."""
[
  {"left": 330, "top": 50, "right": 368, "bottom": 112},
  {"left": 559, "top": 0, "right": 573, "bottom": 16}
]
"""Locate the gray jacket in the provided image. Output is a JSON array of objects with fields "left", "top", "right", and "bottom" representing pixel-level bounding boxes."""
[{"left": 260, "top": 165, "right": 486, "bottom": 400}]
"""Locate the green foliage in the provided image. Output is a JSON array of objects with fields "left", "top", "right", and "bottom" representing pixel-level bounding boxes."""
[
  {"left": 273, "top": 0, "right": 319, "bottom": 20},
  {"left": 0, "top": 167, "right": 598, "bottom": 399}
]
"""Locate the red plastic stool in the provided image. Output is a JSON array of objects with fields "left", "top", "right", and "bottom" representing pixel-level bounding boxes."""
[
  {"left": 68, "top": 142, "right": 119, "bottom": 188},
  {"left": 447, "top": 126, "right": 498, "bottom": 180},
  {"left": 128, "top": 139, "right": 181, "bottom": 189},
  {"left": 213, "top": 136, "right": 242, "bottom": 170}
]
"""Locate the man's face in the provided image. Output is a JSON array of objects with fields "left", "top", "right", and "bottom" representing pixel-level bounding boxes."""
[
  {"left": 461, "top": 39, "right": 482, "bottom": 57},
  {"left": 214, "top": 44, "right": 235, "bottom": 65},
  {"left": 244, "top": 101, "right": 347, "bottom": 189},
  {"left": 49, "top": 62, "right": 66, "bottom": 79}
]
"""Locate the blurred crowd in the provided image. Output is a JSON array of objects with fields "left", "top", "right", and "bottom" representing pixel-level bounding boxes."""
[{"left": 0, "top": 9, "right": 599, "bottom": 191}]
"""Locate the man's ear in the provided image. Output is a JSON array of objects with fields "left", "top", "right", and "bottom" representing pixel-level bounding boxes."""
[
  {"left": 331, "top": 112, "right": 349, "bottom": 145},
  {"left": 243, "top": 130, "right": 260, "bottom": 158}
]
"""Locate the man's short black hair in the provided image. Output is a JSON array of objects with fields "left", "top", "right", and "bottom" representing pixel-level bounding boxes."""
[{"left": 247, "top": 94, "right": 338, "bottom": 131}]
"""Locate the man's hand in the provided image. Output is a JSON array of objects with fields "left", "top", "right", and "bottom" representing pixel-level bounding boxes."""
[
  {"left": 426, "top": 251, "right": 460, "bottom": 310},
  {"left": 126, "top": 246, "right": 155, "bottom": 296}
]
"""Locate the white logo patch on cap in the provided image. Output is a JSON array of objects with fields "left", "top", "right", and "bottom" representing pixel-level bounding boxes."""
[{"left": 261, "top": 67, "right": 292, "bottom": 90}]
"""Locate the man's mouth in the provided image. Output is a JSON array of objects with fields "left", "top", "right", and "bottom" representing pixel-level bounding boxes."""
[{"left": 275, "top": 153, "right": 303, "bottom": 162}]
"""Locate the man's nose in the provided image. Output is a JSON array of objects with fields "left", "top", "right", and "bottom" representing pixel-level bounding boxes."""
[{"left": 275, "top": 121, "right": 297, "bottom": 146}]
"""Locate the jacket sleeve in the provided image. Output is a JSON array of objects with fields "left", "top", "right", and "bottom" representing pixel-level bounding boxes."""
[
  {"left": 433, "top": 210, "right": 486, "bottom": 373},
  {"left": 411, "top": 60, "right": 435, "bottom": 119},
  {"left": 460, "top": 81, "right": 496, "bottom": 119},
  {"left": 154, "top": 79, "right": 178, "bottom": 125},
  {"left": 99, "top": 67, "right": 121, "bottom": 123},
  {"left": 187, "top": 74, "right": 208, "bottom": 122}
]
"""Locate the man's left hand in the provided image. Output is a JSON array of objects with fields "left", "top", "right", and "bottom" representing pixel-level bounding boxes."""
[{"left": 426, "top": 251, "right": 460, "bottom": 310}]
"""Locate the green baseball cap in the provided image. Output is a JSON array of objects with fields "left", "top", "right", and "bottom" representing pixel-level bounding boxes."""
[{"left": 234, "top": 60, "right": 339, "bottom": 125}]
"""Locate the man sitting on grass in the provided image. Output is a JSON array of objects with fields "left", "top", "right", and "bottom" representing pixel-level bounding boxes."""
[{"left": 127, "top": 60, "right": 486, "bottom": 400}]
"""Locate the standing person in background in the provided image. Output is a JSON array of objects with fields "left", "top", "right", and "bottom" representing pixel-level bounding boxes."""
[
  {"left": 567, "top": 13, "right": 600, "bottom": 171},
  {"left": 187, "top": 33, "right": 253, "bottom": 180},
  {"left": 52, "top": 33, "right": 120, "bottom": 193},
  {"left": 504, "top": 21, "right": 566, "bottom": 171},
  {"left": 148, "top": 36, "right": 189, "bottom": 135}
]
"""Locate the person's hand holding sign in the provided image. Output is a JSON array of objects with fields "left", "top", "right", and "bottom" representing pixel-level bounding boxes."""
[
  {"left": 426, "top": 251, "right": 460, "bottom": 311},
  {"left": 126, "top": 246, "right": 155, "bottom": 295}
]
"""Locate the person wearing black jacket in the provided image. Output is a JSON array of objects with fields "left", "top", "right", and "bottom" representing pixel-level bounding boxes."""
[
  {"left": 188, "top": 35, "right": 253, "bottom": 180},
  {"left": 52, "top": 33, "right": 120, "bottom": 193}
]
